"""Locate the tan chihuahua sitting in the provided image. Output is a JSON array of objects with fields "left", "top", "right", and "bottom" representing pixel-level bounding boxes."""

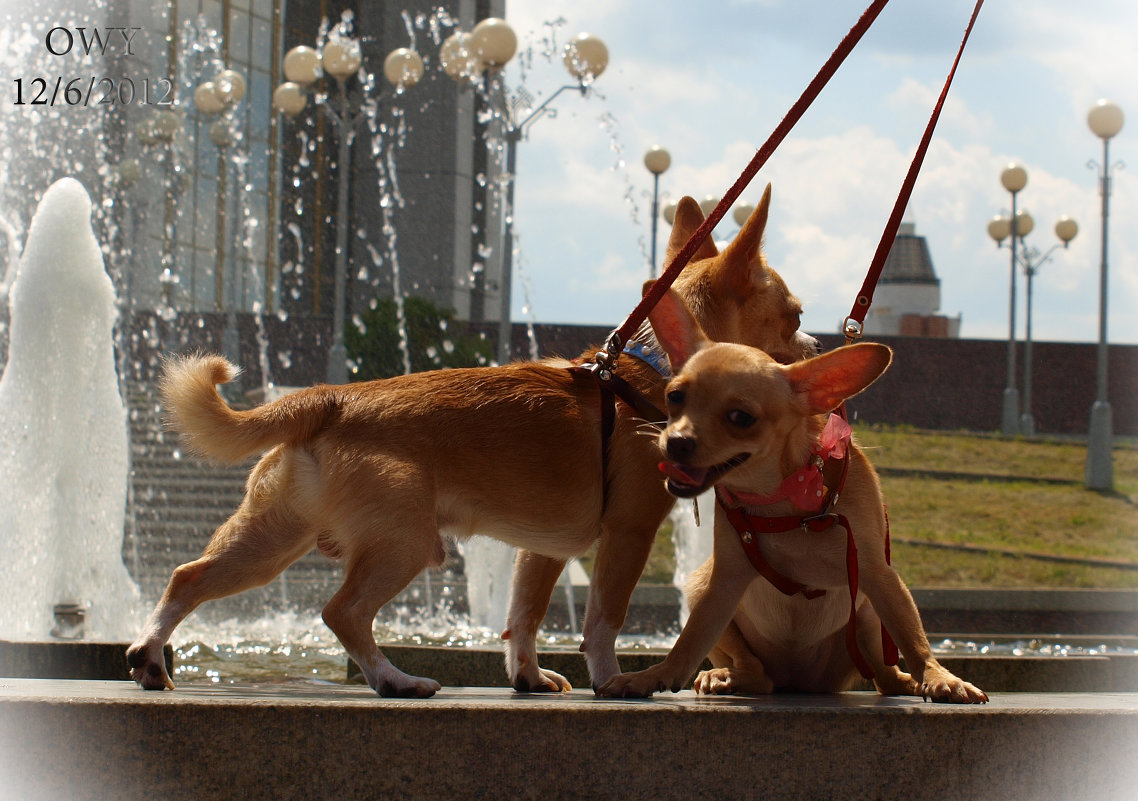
[
  {"left": 596, "top": 289, "right": 987, "bottom": 703},
  {"left": 127, "top": 186, "right": 820, "bottom": 698}
]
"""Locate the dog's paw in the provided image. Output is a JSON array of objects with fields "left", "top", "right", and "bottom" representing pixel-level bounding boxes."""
[
  {"left": 594, "top": 666, "right": 680, "bottom": 698},
  {"left": 508, "top": 649, "right": 572, "bottom": 692},
  {"left": 126, "top": 642, "right": 174, "bottom": 691},
  {"left": 920, "top": 667, "right": 988, "bottom": 704},
  {"left": 693, "top": 668, "right": 735, "bottom": 695},
  {"left": 376, "top": 674, "right": 441, "bottom": 699},
  {"left": 513, "top": 668, "right": 571, "bottom": 693}
]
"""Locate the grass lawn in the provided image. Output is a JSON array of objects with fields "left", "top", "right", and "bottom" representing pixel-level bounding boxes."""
[
  {"left": 857, "top": 425, "right": 1138, "bottom": 588},
  {"left": 628, "top": 425, "right": 1138, "bottom": 589}
]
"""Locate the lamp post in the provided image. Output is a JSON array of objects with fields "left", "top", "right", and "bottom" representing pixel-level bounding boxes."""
[
  {"left": 996, "top": 162, "right": 1028, "bottom": 435},
  {"left": 987, "top": 211, "right": 1077, "bottom": 435},
  {"left": 1085, "top": 99, "right": 1124, "bottom": 491},
  {"left": 644, "top": 145, "right": 670, "bottom": 278},
  {"left": 273, "top": 36, "right": 366, "bottom": 385},
  {"left": 194, "top": 71, "right": 246, "bottom": 374},
  {"left": 432, "top": 20, "right": 607, "bottom": 365}
]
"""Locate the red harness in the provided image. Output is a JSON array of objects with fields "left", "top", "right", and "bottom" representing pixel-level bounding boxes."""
[{"left": 715, "top": 410, "right": 898, "bottom": 681}]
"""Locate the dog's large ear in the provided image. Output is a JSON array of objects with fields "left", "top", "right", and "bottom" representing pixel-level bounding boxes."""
[
  {"left": 714, "top": 183, "right": 772, "bottom": 296},
  {"left": 648, "top": 288, "right": 710, "bottom": 373},
  {"left": 664, "top": 196, "right": 718, "bottom": 267},
  {"left": 782, "top": 342, "right": 892, "bottom": 415}
]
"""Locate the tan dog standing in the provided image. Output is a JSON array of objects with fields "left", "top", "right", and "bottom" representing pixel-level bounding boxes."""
[
  {"left": 596, "top": 289, "right": 987, "bottom": 703},
  {"left": 127, "top": 186, "right": 819, "bottom": 697}
]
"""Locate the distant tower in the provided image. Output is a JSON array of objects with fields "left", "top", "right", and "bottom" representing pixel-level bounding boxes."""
[{"left": 866, "top": 221, "right": 961, "bottom": 337}]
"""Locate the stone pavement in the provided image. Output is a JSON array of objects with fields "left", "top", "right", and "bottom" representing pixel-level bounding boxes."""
[{"left": 1, "top": 679, "right": 1136, "bottom": 801}]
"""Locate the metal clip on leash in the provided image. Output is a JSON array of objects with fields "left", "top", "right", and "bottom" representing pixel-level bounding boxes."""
[{"left": 592, "top": 331, "right": 624, "bottom": 379}]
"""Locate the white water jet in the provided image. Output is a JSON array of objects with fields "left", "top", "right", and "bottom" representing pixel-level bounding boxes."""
[
  {"left": 0, "top": 177, "right": 139, "bottom": 640},
  {"left": 461, "top": 537, "right": 516, "bottom": 632},
  {"left": 670, "top": 490, "right": 714, "bottom": 626}
]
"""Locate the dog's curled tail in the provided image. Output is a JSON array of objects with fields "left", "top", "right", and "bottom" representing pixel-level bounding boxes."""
[{"left": 160, "top": 354, "right": 336, "bottom": 463}]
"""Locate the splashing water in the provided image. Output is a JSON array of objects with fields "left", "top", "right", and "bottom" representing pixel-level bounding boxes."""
[
  {"left": 597, "top": 111, "right": 652, "bottom": 271},
  {"left": 362, "top": 73, "right": 413, "bottom": 377}
]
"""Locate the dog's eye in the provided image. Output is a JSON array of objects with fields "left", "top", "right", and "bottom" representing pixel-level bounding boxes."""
[
  {"left": 726, "top": 409, "right": 756, "bottom": 428},
  {"left": 666, "top": 389, "right": 685, "bottom": 407}
]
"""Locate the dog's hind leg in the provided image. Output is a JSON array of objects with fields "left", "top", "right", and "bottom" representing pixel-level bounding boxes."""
[
  {"left": 503, "top": 550, "right": 572, "bottom": 692},
  {"left": 693, "top": 619, "right": 775, "bottom": 695},
  {"left": 321, "top": 518, "right": 445, "bottom": 698},
  {"left": 127, "top": 503, "right": 314, "bottom": 690}
]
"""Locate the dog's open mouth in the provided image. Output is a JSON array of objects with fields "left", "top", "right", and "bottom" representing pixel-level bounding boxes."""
[{"left": 658, "top": 454, "right": 750, "bottom": 498}]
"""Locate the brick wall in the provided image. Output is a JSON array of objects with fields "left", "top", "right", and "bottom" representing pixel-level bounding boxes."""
[{"left": 134, "top": 313, "right": 1137, "bottom": 436}]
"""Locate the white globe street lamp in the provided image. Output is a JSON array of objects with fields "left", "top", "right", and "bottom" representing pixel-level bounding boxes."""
[
  {"left": 1085, "top": 99, "right": 1124, "bottom": 490},
  {"left": 213, "top": 69, "right": 246, "bottom": 105},
  {"left": 193, "top": 81, "right": 225, "bottom": 115},
  {"left": 470, "top": 17, "right": 517, "bottom": 69},
  {"left": 733, "top": 201, "right": 756, "bottom": 228},
  {"left": 272, "top": 82, "right": 307, "bottom": 117},
  {"left": 563, "top": 33, "right": 608, "bottom": 81},
  {"left": 439, "top": 32, "right": 478, "bottom": 82},
  {"left": 644, "top": 145, "right": 671, "bottom": 277},
  {"left": 383, "top": 48, "right": 424, "bottom": 91},
  {"left": 283, "top": 45, "right": 322, "bottom": 85},
  {"left": 321, "top": 38, "right": 362, "bottom": 80}
]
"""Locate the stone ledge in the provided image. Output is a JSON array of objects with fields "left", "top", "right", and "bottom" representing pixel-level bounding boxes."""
[
  {"left": 1, "top": 680, "right": 1136, "bottom": 801},
  {"left": 367, "top": 644, "right": 1138, "bottom": 693},
  {"left": 5, "top": 641, "right": 1136, "bottom": 693}
]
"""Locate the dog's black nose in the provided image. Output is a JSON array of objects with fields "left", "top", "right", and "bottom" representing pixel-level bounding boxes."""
[{"left": 666, "top": 434, "right": 696, "bottom": 461}]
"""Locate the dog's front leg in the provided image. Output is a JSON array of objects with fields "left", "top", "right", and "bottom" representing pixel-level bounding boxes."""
[
  {"left": 861, "top": 564, "right": 988, "bottom": 703},
  {"left": 595, "top": 521, "right": 754, "bottom": 698},
  {"left": 503, "top": 550, "right": 572, "bottom": 692},
  {"left": 580, "top": 518, "right": 663, "bottom": 688}
]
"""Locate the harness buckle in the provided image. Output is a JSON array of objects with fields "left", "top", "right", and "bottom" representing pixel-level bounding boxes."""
[{"left": 800, "top": 512, "right": 838, "bottom": 533}]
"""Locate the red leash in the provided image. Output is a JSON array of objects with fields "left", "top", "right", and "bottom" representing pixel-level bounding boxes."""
[
  {"left": 598, "top": 0, "right": 985, "bottom": 367},
  {"left": 843, "top": 0, "right": 986, "bottom": 343},
  {"left": 597, "top": 0, "right": 894, "bottom": 365}
]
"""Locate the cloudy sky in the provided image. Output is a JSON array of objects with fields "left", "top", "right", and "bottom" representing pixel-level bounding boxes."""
[{"left": 482, "top": 0, "right": 1135, "bottom": 344}]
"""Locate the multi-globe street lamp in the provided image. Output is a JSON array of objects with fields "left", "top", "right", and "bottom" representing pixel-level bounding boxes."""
[
  {"left": 995, "top": 162, "right": 1028, "bottom": 436},
  {"left": 429, "top": 19, "right": 608, "bottom": 366},
  {"left": 273, "top": 36, "right": 365, "bottom": 385},
  {"left": 987, "top": 210, "right": 1077, "bottom": 436},
  {"left": 671, "top": 193, "right": 756, "bottom": 245},
  {"left": 1084, "top": 98, "right": 1124, "bottom": 491}
]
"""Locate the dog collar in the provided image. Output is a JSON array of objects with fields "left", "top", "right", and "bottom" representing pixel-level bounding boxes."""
[
  {"left": 622, "top": 339, "right": 671, "bottom": 378},
  {"left": 718, "top": 413, "right": 852, "bottom": 513}
]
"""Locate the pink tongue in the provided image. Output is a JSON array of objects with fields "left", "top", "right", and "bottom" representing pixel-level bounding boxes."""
[{"left": 658, "top": 461, "right": 708, "bottom": 486}]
